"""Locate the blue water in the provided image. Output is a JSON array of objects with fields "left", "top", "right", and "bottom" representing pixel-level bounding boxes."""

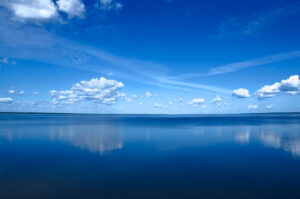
[{"left": 0, "top": 113, "right": 300, "bottom": 199}]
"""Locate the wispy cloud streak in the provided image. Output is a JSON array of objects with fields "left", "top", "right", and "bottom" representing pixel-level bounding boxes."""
[{"left": 172, "top": 51, "right": 300, "bottom": 79}]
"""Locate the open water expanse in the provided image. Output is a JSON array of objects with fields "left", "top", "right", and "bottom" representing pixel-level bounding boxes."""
[{"left": 0, "top": 113, "right": 300, "bottom": 199}]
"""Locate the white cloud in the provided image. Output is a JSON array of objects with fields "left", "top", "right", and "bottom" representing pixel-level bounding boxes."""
[
  {"left": 256, "top": 75, "right": 300, "bottom": 99},
  {"left": 287, "top": 91, "right": 299, "bottom": 95},
  {"left": 248, "top": 105, "right": 258, "bottom": 109},
  {"left": 168, "top": 101, "right": 173, "bottom": 105},
  {"left": 131, "top": 94, "right": 138, "bottom": 99},
  {"left": 212, "top": 96, "right": 223, "bottom": 107},
  {"left": 0, "top": 97, "right": 13, "bottom": 103},
  {"left": 97, "top": 0, "right": 122, "bottom": 10},
  {"left": 126, "top": 98, "right": 132, "bottom": 102},
  {"left": 50, "top": 77, "right": 125, "bottom": 105},
  {"left": 57, "top": 0, "right": 85, "bottom": 18},
  {"left": 256, "top": 82, "right": 280, "bottom": 99},
  {"left": 188, "top": 98, "right": 205, "bottom": 106},
  {"left": 212, "top": 96, "right": 222, "bottom": 103},
  {"left": 266, "top": 105, "right": 274, "bottom": 109},
  {"left": 279, "top": 75, "right": 300, "bottom": 94},
  {"left": 3, "top": 0, "right": 85, "bottom": 20},
  {"left": 153, "top": 103, "right": 163, "bottom": 108},
  {"left": 175, "top": 51, "right": 300, "bottom": 79},
  {"left": 145, "top": 91, "right": 152, "bottom": 98},
  {"left": 8, "top": 89, "right": 24, "bottom": 95},
  {"left": 32, "top": 92, "right": 39, "bottom": 95},
  {"left": 232, "top": 88, "right": 250, "bottom": 98},
  {"left": 9, "top": 0, "right": 58, "bottom": 20},
  {"left": 8, "top": 89, "right": 15, "bottom": 94}
]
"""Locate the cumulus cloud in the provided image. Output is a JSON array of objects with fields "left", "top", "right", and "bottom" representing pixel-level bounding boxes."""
[
  {"left": 145, "top": 91, "right": 152, "bottom": 98},
  {"left": 279, "top": 75, "right": 300, "bottom": 93},
  {"left": 8, "top": 89, "right": 24, "bottom": 95},
  {"left": 57, "top": 0, "right": 85, "bottom": 18},
  {"left": 2, "top": 0, "right": 85, "bottom": 21},
  {"left": 8, "top": 89, "right": 15, "bottom": 94},
  {"left": 256, "top": 82, "right": 280, "bottom": 99},
  {"left": 248, "top": 105, "right": 258, "bottom": 109},
  {"left": 266, "top": 104, "right": 274, "bottom": 109},
  {"left": 212, "top": 96, "right": 225, "bottom": 107},
  {"left": 8, "top": 0, "right": 58, "bottom": 20},
  {"left": 256, "top": 75, "right": 300, "bottom": 99},
  {"left": 232, "top": 88, "right": 250, "bottom": 98},
  {"left": 0, "top": 97, "right": 13, "bottom": 103},
  {"left": 188, "top": 98, "right": 205, "bottom": 106},
  {"left": 50, "top": 77, "right": 125, "bottom": 105},
  {"left": 131, "top": 94, "right": 138, "bottom": 99},
  {"left": 212, "top": 96, "right": 222, "bottom": 104},
  {"left": 153, "top": 103, "right": 163, "bottom": 108},
  {"left": 96, "top": 0, "right": 122, "bottom": 10}
]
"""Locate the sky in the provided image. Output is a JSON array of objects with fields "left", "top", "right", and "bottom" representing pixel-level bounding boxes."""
[{"left": 0, "top": 0, "right": 299, "bottom": 114}]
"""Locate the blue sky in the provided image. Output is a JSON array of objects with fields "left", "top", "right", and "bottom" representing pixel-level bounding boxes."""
[{"left": 0, "top": 0, "right": 299, "bottom": 113}]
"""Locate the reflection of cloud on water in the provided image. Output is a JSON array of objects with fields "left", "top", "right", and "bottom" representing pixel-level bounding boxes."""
[
  {"left": 234, "top": 127, "right": 250, "bottom": 144},
  {"left": 49, "top": 124, "right": 123, "bottom": 154},
  {"left": 259, "top": 127, "right": 300, "bottom": 157},
  {"left": 283, "top": 140, "right": 300, "bottom": 157},
  {"left": 259, "top": 132, "right": 281, "bottom": 149}
]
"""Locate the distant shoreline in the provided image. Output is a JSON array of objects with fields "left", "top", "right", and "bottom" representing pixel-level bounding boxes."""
[{"left": 0, "top": 112, "right": 300, "bottom": 116}]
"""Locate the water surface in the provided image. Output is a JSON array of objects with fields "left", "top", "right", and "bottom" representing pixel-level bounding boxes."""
[{"left": 0, "top": 113, "right": 300, "bottom": 199}]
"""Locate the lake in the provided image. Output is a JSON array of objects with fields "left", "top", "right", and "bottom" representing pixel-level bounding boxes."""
[{"left": 0, "top": 113, "right": 300, "bottom": 199}]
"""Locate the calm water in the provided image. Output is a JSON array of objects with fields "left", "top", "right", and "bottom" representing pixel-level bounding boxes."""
[{"left": 0, "top": 113, "right": 300, "bottom": 199}]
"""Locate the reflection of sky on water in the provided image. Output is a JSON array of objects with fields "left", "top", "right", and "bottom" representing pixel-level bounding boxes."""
[
  {"left": 49, "top": 124, "right": 123, "bottom": 154},
  {"left": 258, "top": 126, "right": 300, "bottom": 157},
  {"left": 0, "top": 115, "right": 300, "bottom": 157},
  {"left": 234, "top": 127, "right": 250, "bottom": 144},
  {"left": 0, "top": 122, "right": 123, "bottom": 154}
]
